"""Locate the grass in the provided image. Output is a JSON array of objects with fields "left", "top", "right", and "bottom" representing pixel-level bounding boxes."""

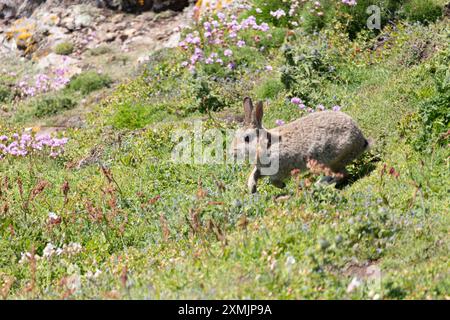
[
  {"left": 54, "top": 42, "right": 75, "bottom": 56},
  {"left": 0, "top": 2, "right": 448, "bottom": 300}
]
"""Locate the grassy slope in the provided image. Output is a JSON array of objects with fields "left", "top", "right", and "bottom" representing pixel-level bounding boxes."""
[{"left": 0, "top": 14, "right": 449, "bottom": 299}]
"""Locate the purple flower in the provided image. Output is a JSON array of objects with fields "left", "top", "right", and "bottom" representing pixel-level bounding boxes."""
[
  {"left": 275, "top": 119, "right": 285, "bottom": 126},
  {"left": 265, "top": 65, "right": 273, "bottom": 71},
  {"left": 291, "top": 97, "right": 302, "bottom": 105},
  {"left": 270, "top": 9, "right": 286, "bottom": 19},
  {"left": 224, "top": 49, "right": 233, "bottom": 57},
  {"left": 298, "top": 103, "right": 306, "bottom": 110},
  {"left": 217, "top": 12, "right": 226, "bottom": 21},
  {"left": 342, "top": 0, "right": 357, "bottom": 6},
  {"left": 237, "top": 40, "right": 246, "bottom": 47},
  {"left": 332, "top": 105, "right": 341, "bottom": 111},
  {"left": 259, "top": 23, "right": 270, "bottom": 32}
]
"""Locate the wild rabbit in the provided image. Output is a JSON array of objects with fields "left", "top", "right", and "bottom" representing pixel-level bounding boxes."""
[{"left": 231, "top": 97, "right": 370, "bottom": 193}]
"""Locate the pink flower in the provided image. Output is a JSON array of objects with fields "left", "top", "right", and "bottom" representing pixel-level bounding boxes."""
[
  {"left": 265, "top": 65, "right": 273, "bottom": 71},
  {"left": 275, "top": 119, "right": 285, "bottom": 126},
  {"left": 224, "top": 49, "right": 233, "bottom": 57},
  {"left": 342, "top": 0, "right": 357, "bottom": 6},
  {"left": 291, "top": 97, "right": 302, "bottom": 105},
  {"left": 332, "top": 105, "right": 341, "bottom": 111},
  {"left": 270, "top": 9, "right": 286, "bottom": 19}
]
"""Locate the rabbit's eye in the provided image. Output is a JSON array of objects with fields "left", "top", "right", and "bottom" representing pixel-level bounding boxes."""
[{"left": 244, "top": 135, "right": 250, "bottom": 143}]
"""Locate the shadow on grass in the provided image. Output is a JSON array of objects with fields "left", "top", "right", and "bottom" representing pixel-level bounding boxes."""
[{"left": 337, "top": 151, "right": 381, "bottom": 189}]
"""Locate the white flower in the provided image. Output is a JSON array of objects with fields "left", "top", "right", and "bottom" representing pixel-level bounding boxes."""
[
  {"left": 346, "top": 277, "right": 362, "bottom": 293},
  {"left": 48, "top": 212, "right": 59, "bottom": 220},
  {"left": 43, "top": 243, "right": 56, "bottom": 258},
  {"left": 270, "top": 9, "right": 286, "bottom": 19},
  {"left": 63, "top": 242, "right": 82, "bottom": 256},
  {"left": 86, "top": 269, "right": 102, "bottom": 280},
  {"left": 285, "top": 255, "right": 296, "bottom": 267},
  {"left": 19, "top": 252, "right": 32, "bottom": 264}
]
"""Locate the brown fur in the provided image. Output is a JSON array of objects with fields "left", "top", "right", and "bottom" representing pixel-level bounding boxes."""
[{"left": 231, "top": 97, "right": 370, "bottom": 193}]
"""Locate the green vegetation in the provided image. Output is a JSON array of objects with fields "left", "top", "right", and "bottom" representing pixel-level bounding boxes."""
[
  {"left": 88, "top": 45, "right": 113, "bottom": 56},
  {"left": 32, "top": 92, "right": 77, "bottom": 118},
  {"left": 0, "top": 84, "right": 13, "bottom": 103},
  {"left": 67, "top": 71, "right": 113, "bottom": 95},
  {"left": 0, "top": 1, "right": 448, "bottom": 299},
  {"left": 54, "top": 42, "right": 75, "bottom": 55}
]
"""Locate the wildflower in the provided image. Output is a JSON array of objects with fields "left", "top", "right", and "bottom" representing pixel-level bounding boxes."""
[
  {"left": 217, "top": 12, "right": 226, "bottom": 21},
  {"left": 346, "top": 277, "right": 362, "bottom": 293},
  {"left": 43, "top": 243, "right": 56, "bottom": 258},
  {"left": 227, "top": 62, "right": 236, "bottom": 70},
  {"left": 48, "top": 212, "right": 59, "bottom": 221},
  {"left": 298, "top": 103, "right": 306, "bottom": 110},
  {"left": 332, "top": 105, "right": 341, "bottom": 111},
  {"left": 259, "top": 23, "right": 270, "bottom": 32},
  {"left": 265, "top": 65, "right": 273, "bottom": 71},
  {"left": 291, "top": 97, "right": 302, "bottom": 105},
  {"left": 275, "top": 119, "right": 285, "bottom": 126},
  {"left": 317, "top": 104, "right": 325, "bottom": 111},
  {"left": 342, "top": 0, "right": 357, "bottom": 6},
  {"left": 270, "top": 9, "right": 286, "bottom": 19},
  {"left": 224, "top": 49, "right": 233, "bottom": 57},
  {"left": 236, "top": 40, "right": 246, "bottom": 47},
  {"left": 285, "top": 255, "right": 296, "bottom": 266},
  {"left": 64, "top": 242, "right": 82, "bottom": 256}
]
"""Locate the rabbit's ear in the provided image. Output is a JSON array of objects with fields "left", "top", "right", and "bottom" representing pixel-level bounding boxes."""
[
  {"left": 243, "top": 97, "right": 253, "bottom": 125},
  {"left": 253, "top": 101, "right": 264, "bottom": 128}
]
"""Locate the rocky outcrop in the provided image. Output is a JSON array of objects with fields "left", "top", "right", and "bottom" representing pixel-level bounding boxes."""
[
  {"left": 0, "top": 0, "right": 45, "bottom": 20},
  {"left": 0, "top": 0, "right": 191, "bottom": 20}
]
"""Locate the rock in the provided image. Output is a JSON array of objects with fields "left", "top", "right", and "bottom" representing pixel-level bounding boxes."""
[
  {"left": 0, "top": 0, "right": 44, "bottom": 20},
  {"left": 163, "top": 30, "right": 180, "bottom": 48},
  {"left": 123, "top": 28, "right": 137, "bottom": 38},
  {"left": 74, "top": 14, "right": 94, "bottom": 29},
  {"left": 61, "top": 17, "right": 76, "bottom": 31},
  {"left": 153, "top": 0, "right": 189, "bottom": 13},
  {"left": 100, "top": 32, "right": 117, "bottom": 42},
  {"left": 37, "top": 53, "right": 81, "bottom": 78}
]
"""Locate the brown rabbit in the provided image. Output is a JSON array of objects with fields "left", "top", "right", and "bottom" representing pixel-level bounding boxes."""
[{"left": 231, "top": 97, "right": 370, "bottom": 193}]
